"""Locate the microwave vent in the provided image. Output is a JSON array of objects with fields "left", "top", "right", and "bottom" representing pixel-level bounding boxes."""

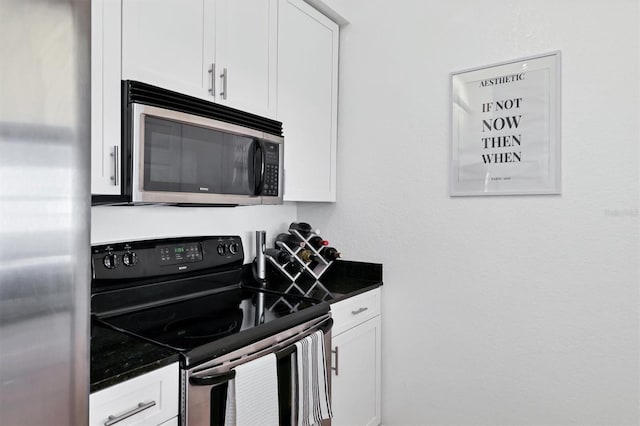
[{"left": 123, "top": 80, "right": 283, "bottom": 137}]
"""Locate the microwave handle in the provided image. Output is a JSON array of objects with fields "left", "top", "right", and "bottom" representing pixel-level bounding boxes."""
[{"left": 251, "top": 139, "right": 266, "bottom": 196}]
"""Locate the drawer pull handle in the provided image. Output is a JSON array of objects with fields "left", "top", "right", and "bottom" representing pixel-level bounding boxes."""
[
  {"left": 104, "top": 401, "right": 157, "bottom": 426},
  {"left": 351, "top": 307, "right": 368, "bottom": 315}
]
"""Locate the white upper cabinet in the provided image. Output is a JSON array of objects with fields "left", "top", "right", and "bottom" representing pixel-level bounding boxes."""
[
  {"left": 122, "top": 0, "right": 209, "bottom": 99},
  {"left": 121, "top": 0, "right": 277, "bottom": 118},
  {"left": 277, "top": 0, "right": 339, "bottom": 202},
  {"left": 91, "top": 0, "right": 122, "bottom": 195},
  {"left": 214, "top": 0, "right": 277, "bottom": 117}
]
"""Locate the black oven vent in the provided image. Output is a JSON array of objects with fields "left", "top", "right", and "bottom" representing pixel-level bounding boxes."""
[{"left": 124, "top": 80, "right": 283, "bottom": 137}]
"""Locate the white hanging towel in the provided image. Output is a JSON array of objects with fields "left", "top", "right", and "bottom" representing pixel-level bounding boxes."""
[
  {"left": 295, "top": 330, "right": 332, "bottom": 426},
  {"left": 224, "top": 353, "right": 280, "bottom": 426}
]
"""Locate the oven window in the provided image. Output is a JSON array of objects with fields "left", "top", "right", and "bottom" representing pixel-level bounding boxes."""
[{"left": 143, "top": 116, "right": 253, "bottom": 195}]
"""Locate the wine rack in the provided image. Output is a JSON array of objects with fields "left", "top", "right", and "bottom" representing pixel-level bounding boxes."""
[{"left": 265, "top": 229, "right": 335, "bottom": 312}]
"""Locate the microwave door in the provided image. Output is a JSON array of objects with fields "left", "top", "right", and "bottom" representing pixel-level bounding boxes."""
[
  {"left": 142, "top": 113, "right": 256, "bottom": 199},
  {"left": 131, "top": 103, "right": 277, "bottom": 205}
]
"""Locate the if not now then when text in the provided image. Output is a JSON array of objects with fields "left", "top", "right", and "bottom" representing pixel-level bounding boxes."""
[{"left": 481, "top": 97, "right": 523, "bottom": 164}]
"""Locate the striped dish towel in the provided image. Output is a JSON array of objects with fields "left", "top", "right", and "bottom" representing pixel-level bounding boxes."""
[{"left": 294, "top": 330, "right": 332, "bottom": 426}]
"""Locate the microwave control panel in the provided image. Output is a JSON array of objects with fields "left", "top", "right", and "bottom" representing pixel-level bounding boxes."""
[{"left": 263, "top": 142, "right": 280, "bottom": 197}]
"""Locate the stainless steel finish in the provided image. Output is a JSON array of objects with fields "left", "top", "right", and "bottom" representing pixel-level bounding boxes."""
[
  {"left": 131, "top": 103, "right": 284, "bottom": 205},
  {"left": 104, "top": 401, "right": 157, "bottom": 426},
  {"left": 208, "top": 63, "right": 215, "bottom": 97},
  {"left": 219, "top": 67, "right": 228, "bottom": 100},
  {"left": 351, "top": 307, "right": 368, "bottom": 315},
  {"left": 110, "top": 145, "right": 119, "bottom": 185},
  {"left": 331, "top": 347, "right": 339, "bottom": 375},
  {"left": 184, "top": 314, "right": 331, "bottom": 426},
  {"left": 255, "top": 231, "right": 267, "bottom": 326},
  {"left": 191, "top": 315, "right": 330, "bottom": 379},
  {"left": 0, "top": 0, "right": 91, "bottom": 425}
]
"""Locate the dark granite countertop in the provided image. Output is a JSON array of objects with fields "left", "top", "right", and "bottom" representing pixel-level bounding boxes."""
[
  {"left": 263, "top": 259, "right": 383, "bottom": 303},
  {"left": 90, "top": 260, "right": 382, "bottom": 392},
  {"left": 90, "top": 322, "right": 179, "bottom": 393},
  {"left": 317, "top": 260, "right": 383, "bottom": 303}
]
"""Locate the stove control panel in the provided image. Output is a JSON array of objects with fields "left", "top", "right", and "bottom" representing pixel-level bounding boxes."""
[
  {"left": 158, "top": 242, "right": 202, "bottom": 265},
  {"left": 91, "top": 236, "right": 244, "bottom": 282}
]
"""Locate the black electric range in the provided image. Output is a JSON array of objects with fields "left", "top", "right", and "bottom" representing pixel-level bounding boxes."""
[{"left": 91, "top": 236, "right": 330, "bottom": 368}]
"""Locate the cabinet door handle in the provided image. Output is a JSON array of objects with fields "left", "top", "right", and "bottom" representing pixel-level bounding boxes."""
[
  {"left": 331, "top": 347, "right": 339, "bottom": 376},
  {"left": 104, "top": 401, "right": 156, "bottom": 426},
  {"left": 110, "top": 145, "right": 118, "bottom": 186},
  {"left": 351, "top": 307, "right": 368, "bottom": 315},
  {"left": 220, "top": 67, "right": 228, "bottom": 100},
  {"left": 208, "top": 63, "right": 216, "bottom": 97}
]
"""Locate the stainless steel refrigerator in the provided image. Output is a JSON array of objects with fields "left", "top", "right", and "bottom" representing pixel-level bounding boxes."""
[{"left": 0, "top": 0, "right": 90, "bottom": 424}]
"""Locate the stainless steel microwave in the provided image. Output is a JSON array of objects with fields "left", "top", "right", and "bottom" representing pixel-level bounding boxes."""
[{"left": 93, "top": 81, "right": 284, "bottom": 206}]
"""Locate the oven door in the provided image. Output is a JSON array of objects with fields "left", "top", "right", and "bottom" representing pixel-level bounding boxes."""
[
  {"left": 183, "top": 315, "right": 332, "bottom": 426},
  {"left": 131, "top": 104, "right": 283, "bottom": 205}
]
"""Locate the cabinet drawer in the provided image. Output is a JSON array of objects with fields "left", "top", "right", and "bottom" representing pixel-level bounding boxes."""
[
  {"left": 331, "top": 288, "right": 381, "bottom": 335},
  {"left": 90, "top": 363, "right": 179, "bottom": 426}
]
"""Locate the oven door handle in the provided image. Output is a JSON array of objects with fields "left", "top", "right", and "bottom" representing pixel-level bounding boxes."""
[
  {"left": 189, "top": 317, "right": 333, "bottom": 387},
  {"left": 189, "top": 369, "right": 236, "bottom": 387}
]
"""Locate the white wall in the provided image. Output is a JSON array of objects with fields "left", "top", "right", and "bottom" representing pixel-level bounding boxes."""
[
  {"left": 299, "top": 0, "right": 640, "bottom": 424},
  {"left": 91, "top": 204, "right": 298, "bottom": 260}
]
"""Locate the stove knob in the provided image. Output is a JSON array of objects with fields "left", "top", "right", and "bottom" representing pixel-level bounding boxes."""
[
  {"left": 217, "top": 244, "right": 227, "bottom": 256},
  {"left": 103, "top": 253, "right": 120, "bottom": 269},
  {"left": 229, "top": 242, "right": 239, "bottom": 255},
  {"left": 122, "top": 252, "right": 138, "bottom": 267}
]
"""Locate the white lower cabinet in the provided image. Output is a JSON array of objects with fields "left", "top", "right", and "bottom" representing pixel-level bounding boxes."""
[
  {"left": 330, "top": 289, "right": 381, "bottom": 426},
  {"left": 90, "top": 363, "right": 179, "bottom": 426}
]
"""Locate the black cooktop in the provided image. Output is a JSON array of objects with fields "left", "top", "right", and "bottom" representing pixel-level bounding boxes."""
[
  {"left": 91, "top": 236, "right": 329, "bottom": 368},
  {"left": 102, "top": 289, "right": 244, "bottom": 352}
]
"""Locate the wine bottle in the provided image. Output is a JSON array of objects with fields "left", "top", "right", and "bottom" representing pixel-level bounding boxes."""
[
  {"left": 274, "top": 233, "right": 305, "bottom": 250},
  {"left": 308, "top": 236, "right": 329, "bottom": 250},
  {"left": 264, "top": 248, "right": 295, "bottom": 265},
  {"left": 288, "top": 222, "right": 319, "bottom": 238},
  {"left": 285, "top": 261, "right": 305, "bottom": 275},
  {"left": 297, "top": 249, "right": 319, "bottom": 263},
  {"left": 321, "top": 247, "right": 341, "bottom": 262}
]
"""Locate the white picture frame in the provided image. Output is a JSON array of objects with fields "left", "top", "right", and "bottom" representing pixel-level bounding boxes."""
[{"left": 450, "top": 51, "right": 561, "bottom": 196}]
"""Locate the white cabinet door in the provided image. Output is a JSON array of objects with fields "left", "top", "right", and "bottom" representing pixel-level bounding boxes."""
[
  {"left": 91, "top": 0, "right": 121, "bottom": 195},
  {"left": 214, "top": 0, "right": 277, "bottom": 118},
  {"left": 122, "top": 0, "right": 211, "bottom": 100},
  {"left": 331, "top": 316, "right": 381, "bottom": 426},
  {"left": 278, "top": 0, "right": 339, "bottom": 202},
  {"left": 121, "top": 0, "right": 277, "bottom": 115},
  {"left": 90, "top": 363, "right": 179, "bottom": 426}
]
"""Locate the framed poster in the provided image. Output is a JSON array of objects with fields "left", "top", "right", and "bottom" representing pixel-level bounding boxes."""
[{"left": 450, "top": 51, "right": 561, "bottom": 196}]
